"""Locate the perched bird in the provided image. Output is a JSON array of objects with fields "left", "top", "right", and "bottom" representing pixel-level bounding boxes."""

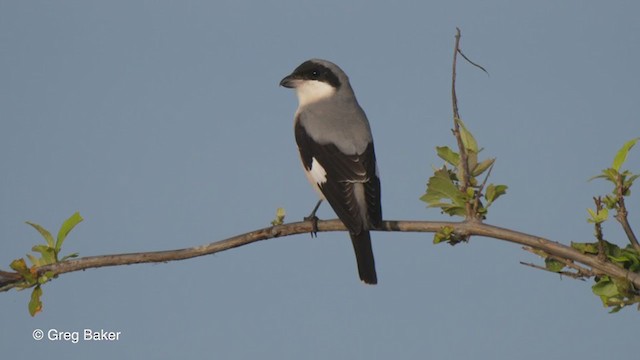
[{"left": 280, "top": 59, "right": 382, "bottom": 284}]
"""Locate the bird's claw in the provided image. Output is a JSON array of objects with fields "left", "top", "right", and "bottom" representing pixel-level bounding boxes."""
[{"left": 304, "top": 215, "right": 319, "bottom": 238}]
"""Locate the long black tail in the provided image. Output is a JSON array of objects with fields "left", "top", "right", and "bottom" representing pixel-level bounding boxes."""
[{"left": 350, "top": 230, "right": 377, "bottom": 284}]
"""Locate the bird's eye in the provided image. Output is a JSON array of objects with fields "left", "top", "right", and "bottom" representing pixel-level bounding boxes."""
[{"left": 311, "top": 70, "right": 319, "bottom": 78}]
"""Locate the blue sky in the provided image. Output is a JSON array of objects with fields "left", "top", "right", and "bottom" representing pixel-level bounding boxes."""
[{"left": 1, "top": 1, "right": 638, "bottom": 359}]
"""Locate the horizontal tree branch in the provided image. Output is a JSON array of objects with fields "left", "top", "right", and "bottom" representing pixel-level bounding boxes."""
[{"left": 2, "top": 219, "right": 639, "bottom": 292}]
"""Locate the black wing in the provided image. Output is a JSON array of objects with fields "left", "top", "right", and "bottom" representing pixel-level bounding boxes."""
[{"left": 295, "top": 120, "right": 382, "bottom": 234}]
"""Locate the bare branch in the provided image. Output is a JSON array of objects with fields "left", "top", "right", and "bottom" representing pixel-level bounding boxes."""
[
  {"left": 2, "top": 219, "right": 640, "bottom": 292},
  {"left": 451, "top": 27, "right": 474, "bottom": 220}
]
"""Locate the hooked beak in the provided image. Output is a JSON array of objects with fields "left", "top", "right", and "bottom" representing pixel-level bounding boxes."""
[{"left": 279, "top": 74, "right": 299, "bottom": 88}]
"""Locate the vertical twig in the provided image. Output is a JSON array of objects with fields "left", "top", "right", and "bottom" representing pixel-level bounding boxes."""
[
  {"left": 451, "top": 28, "right": 475, "bottom": 220},
  {"left": 593, "top": 197, "right": 608, "bottom": 261},
  {"left": 472, "top": 163, "right": 494, "bottom": 216},
  {"left": 615, "top": 175, "right": 640, "bottom": 252}
]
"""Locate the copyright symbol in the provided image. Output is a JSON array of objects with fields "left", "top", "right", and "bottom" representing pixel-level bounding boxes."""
[{"left": 32, "top": 329, "right": 44, "bottom": 340}]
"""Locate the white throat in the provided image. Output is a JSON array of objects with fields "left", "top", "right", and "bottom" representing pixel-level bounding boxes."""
[{"left": 295, "top": 80, "right": 336, "bottom": 107}]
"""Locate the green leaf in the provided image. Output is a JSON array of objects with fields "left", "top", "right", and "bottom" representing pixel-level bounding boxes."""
[
  {"left": 471, "top": 157, "right": 495, "bottom": 177},
  {"left": 422, "top": 169, "right": 466, "bottom": 204},
  {"left": 10, "top": 258, "right": 29, "bottom": 275},
  {"left": 26, "top": 254, "right": 41, "bottom": 267},
  {"left": 586, "top": 207, "right": 609, "bottom": 224},
  {"left": 436, "top": 146, "right": 460, "bottom": 166},
  {"left": 485, "top": 184, "right": 508, "bottom": 205},
  {"left": 271, "top": 208, "right": 286, "bottom": 226},
  {"left": 571, "top": 242, "right": 599, "bottom": 254},
  {"left": 421, "top": 169, "right": 468, "bottom": 217},
  {"left": 56, "top": 212, "right": 83, "bottom": 254},
  {"left": 60, "top": 253, "right": 79, "bottom": 262},
  {"left": 433, "top": 226, "right": 455, "bottom": 244},
  {"left": 625, "top": 174, "right": 640, "bottom": 189},
  {"left": 465, "top": 151, "right": 478, "bottom": 177},
  {"left": 423, "top": 201, "right": 456, "bottom": 209},
  {"left": 37, "top": 270, "right": 55, "bottom": 285},
  {"left": 465, "top": 187, "right": 475, "bottom": 198},
  {"left": 433, "top": 225, "right": 468, "bottom": 244},
  {"left": 612, "top": 137, "right": 639, "bottom": 171},
  {"left": 32, "top": 245, "right": 56, "bottom": 265},
  {"left": 10, "top": 258, "right": 36, "bottom": 285},
  {"left": 608, "top": 305, "right": 623, "bottom": 314},
  {"left": 38, "top": 273, "right": 51, "bottom": 285},
  {"left": 25, "top": 221, "right": 55, "bottom": 248},
  {"left": 592, "top": 276, "right": 619, "bottom": 298},
  {"left": 441, "top": 204, "right": 467, "bottom": 217},
  {"left": 455, "top": 118, "right": 478, "bottom": 153},
  {"left": 544, "top": 258, "right": 565, "bottom": 272},
  {"left": 608, "top": 248, "right": 640, "bottom": 272},
  {"left": 597, "top": 207, "right": 609, "bottom": 223},
  {"left": 602, "top": 195, "right": 618, "bottom": 209},
  {"left": 588, "top": 168, "right": 618, "bottom": 183},
  {"left": 29, "top": 285, "right": 43, "bottom": 316}
]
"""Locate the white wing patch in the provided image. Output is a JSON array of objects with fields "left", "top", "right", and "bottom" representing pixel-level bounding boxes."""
[
  {"left": 309, "top": 157, "right": 327, "bottom": 184},
  {"left": 303, "top": 157, "right": 327, "bottom": 199}
]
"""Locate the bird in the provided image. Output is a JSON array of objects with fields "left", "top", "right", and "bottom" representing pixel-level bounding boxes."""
[{"left": 280, "top": 59, "right": 382, "bottom": 284}]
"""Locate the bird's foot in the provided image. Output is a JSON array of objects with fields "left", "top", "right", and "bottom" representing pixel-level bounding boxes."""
[
  {"left": 304, "top": 214, "right": 319, "bottom": 238},
  {"left": 304, "top": 199, "right": 323, "bottom": 238}
]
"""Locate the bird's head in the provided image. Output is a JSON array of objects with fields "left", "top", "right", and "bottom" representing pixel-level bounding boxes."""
[{"left": 280, "top": 59, "right": 350, "bottom": 106}]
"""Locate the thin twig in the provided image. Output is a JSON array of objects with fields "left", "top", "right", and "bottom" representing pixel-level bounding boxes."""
[
  {"left": 522, "top": 246, "right": 596, "bottom": 278},
  {"left": 457, "top": 48, "right": 489, "bottom": 76},
  {"left": 553, "top": 256, "right": 596, "bottom": 277},
  {"left": 472, "top": 162, "right": 495, "bottom": 216},
  {"left": 519, "top": 262, "right": 587, "bottom": 280},
  {"left": 593, "top": 197, "right": 608, "bottom": 261},
  {"left": 451, "top": 28, "right": 462, "bottom": 124},
  {"left": 615, "top": 175, "right": 640, "bottom": 252},
  {"left": 618, "top": 211, "right": 640, "bottom": 252},
  {"left": 451, "top": 27, "right": 474, "bottom": 219}
]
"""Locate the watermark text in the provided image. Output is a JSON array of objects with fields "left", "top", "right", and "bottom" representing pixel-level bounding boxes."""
[{"left": 32, "top": 328, "right": 122, "bottom": 343}]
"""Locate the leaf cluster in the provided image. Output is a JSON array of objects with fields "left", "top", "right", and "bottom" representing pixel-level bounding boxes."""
[
  {"left": 589, "top": 138, "right": 639, "bottom": 211},
  {"left": 420, "top": 119, "right": 507, "bottom": 225},
  {"left": 541, "top": 139, "right": 640, "bottom": 312},
  {"left": 570, "top": 241, "right": 639, "bottom": 313},
  {"left": 7, "top": 212, "right": 82, "bottom": 316},
  {"left": 583, "top": 138, "right": 640, "bottom": 312}
]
